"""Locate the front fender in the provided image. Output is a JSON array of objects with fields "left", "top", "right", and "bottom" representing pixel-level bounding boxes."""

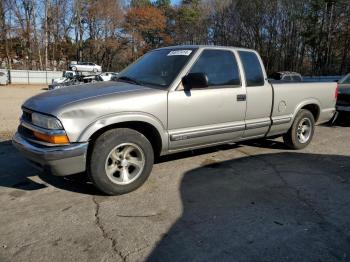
[{"left": 77, "top": 112, "right": 169, "bottom": 154}]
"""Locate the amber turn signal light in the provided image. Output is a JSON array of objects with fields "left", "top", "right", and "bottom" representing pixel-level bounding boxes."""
[{"left": 33, "top": 131, "right": 70, "bottom": 144}]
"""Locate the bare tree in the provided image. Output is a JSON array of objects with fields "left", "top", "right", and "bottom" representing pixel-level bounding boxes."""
[
  {"left": 0, "top": 0, "right": 12, "bottom": 69},
  {"left": 1, "top": 0, "right": 350, "bottom": 74}
]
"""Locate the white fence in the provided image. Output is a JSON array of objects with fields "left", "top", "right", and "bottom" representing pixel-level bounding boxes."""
[
  {"left": 9, "top": 70, "right": 63, "bottom": 84},
  {"left": 1, "top": 69, "right": 344, "bottom": 85}
]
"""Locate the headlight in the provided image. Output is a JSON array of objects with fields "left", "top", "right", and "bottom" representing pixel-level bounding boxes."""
[{"left": 31, "top": 112, "right": 63, "bottom": 130}]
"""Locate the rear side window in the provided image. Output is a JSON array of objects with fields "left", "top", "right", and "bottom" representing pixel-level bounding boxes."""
[
  {"left": 283, "top": 75, "right": 292, "bottom": 81},
  {"left": 238, "top": 51, "right": 264, "bottom": 86},
  {"left": 189, "top": 50, "right": 241, "bottom": 87}
]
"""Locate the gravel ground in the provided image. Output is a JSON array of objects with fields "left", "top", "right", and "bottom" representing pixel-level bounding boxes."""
[
  {"left": 0, "top": 85, "right": 44, "bottom": 140},
  {"left": 0, "top": 86, "right": 350, "bottom": 262}
]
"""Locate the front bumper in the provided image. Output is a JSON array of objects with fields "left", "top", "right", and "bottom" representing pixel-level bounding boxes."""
[{"left": 12, "top": 132, "right": 88, "bottom": 176}]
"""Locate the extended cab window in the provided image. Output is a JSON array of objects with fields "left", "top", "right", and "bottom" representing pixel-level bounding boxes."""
[
  {"left": 189, "top": 50, "right": 241, "bottom": 87},
  {"left": 238, "top": 51, "right": 265, "bottom": 86}
]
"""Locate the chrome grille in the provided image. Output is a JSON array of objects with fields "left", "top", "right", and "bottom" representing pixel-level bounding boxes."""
[{"left": 18, "top": 125, "right": 35, "bottom": 140}]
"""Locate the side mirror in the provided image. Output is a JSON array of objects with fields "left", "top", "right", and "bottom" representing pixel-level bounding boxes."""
[{"left": 182, "top": 72, "right": 208, "bottom": 90}]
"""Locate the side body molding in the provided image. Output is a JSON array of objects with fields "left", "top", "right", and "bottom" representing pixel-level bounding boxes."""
[{"left": 77, "top": 112, "right": 169, "bottom": 155}]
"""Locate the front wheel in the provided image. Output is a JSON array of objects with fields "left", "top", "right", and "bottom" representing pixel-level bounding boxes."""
[
  {"left": 283, "top": 109, "right": 315, "bottom": 150},
  {"left": 89, "top": 128, "right": 154, "bottom": 195}
]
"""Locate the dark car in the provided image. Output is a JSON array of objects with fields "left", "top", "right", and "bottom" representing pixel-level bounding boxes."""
[{"left": 337, "top": 73, "right": 350, "bottom": 114}]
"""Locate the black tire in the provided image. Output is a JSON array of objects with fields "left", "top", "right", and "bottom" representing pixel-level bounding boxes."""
[
  {"left": 283, "top": 109, "right": 315, "bottom": 150},
  {"left": 88, "top": 128, "right": 154, "bottom": 195}
]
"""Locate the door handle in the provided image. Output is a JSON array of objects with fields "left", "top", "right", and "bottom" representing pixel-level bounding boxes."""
[{"left": 237, "top": 94, "right": 246, "bottom": 101}]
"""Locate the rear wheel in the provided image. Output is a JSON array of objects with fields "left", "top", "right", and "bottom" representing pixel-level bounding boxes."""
[
  {"left": 283, "top": 109, "right": 315, "bottom": 149},
  {"left": 71, "top": 66, "right": 77, "bottom": 71},
  {"left": 89, "top": 128, "right": 154, "bottom": 195}
]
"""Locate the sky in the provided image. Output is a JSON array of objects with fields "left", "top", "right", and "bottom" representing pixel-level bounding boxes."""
[{"left": 171, "top": 0, "right": 181, "bottom": 5}]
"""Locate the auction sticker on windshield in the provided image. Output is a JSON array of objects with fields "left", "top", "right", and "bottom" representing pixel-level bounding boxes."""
[{"left": 167, "top": 50, "right": 192, "bottom": 56}]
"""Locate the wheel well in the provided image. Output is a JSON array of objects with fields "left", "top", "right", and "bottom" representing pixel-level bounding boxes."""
[
  {"left": 88, "top": 121, "right": 163, "bottom": 158},
  {"left": 301, "top": 104, "right": 320, "bottom": 122}
]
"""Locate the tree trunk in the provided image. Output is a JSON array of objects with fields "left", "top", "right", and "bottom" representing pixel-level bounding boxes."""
[{"left": 45, "top": 0, "right": 48, "bottom": 70}]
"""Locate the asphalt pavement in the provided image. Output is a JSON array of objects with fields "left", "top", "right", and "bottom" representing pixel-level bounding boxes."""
[{"left": 0, "top": 122, "right": 350, "bottom": 261}]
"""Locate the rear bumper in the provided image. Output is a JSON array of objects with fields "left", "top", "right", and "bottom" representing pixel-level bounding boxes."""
[
  {"left": 336, "top": 105, "right": 350, "bottom": 112},
  {"left": 12, "top": 132, "right": 88, "bottom": 176}
]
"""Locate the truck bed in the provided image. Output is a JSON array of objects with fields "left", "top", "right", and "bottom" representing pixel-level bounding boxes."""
[{"left": 267, "top": 81, "right": 337, "bottom": 136}]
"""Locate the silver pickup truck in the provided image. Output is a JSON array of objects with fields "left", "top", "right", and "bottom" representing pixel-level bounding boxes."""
[{"left": 13, "top": 46, "right": 337, "bottom": 195}]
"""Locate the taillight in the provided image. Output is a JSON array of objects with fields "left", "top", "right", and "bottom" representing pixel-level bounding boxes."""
[{"left": 335, "top": 85, "right": 338, "bottom": 99}]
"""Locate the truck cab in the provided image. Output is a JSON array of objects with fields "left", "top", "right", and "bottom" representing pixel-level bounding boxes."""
[{"left": 166, "top": 47, "right": 273, "bottom": 150}]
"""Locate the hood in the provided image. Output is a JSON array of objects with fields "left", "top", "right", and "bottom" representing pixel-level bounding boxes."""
[{"left": 23, "top": 81, "right": 154, "bottom": 115}]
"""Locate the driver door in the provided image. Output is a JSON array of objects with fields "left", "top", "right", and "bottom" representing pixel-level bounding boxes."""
[{"left": 167, "top": 49, "right": 247, "bottom": 151}]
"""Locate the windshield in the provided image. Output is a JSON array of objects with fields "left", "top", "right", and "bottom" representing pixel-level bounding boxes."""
[
  {"left": 117, "top": 49, "right": 196, "bottom": 88},
  {"left": 339, "top": 73, "right": 350, "bottom": 84}
]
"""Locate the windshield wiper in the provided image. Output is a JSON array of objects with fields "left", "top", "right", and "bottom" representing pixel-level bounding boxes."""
[{"left": 116, "top": 76, "right": 141, "bottom": 86}]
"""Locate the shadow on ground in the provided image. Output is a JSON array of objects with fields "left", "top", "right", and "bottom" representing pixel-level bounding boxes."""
[
  {"left": 156, "top": 143, "right": 241, "bottom": 163},
  {"left": 148, "top": 152, "right": 350, "bottom": 261},
  {"left": 2, "top": 138, "right": 350, "bottom": 260},
  {"left": 0, "top": 140, "right": 100, "bottom": 195},
  {"left": 0, "top": 139, "right": 245, "bottom": 195},
  {"left": 240, "top": 138, "right": 287, "bottom": 150},
  {"left": 327, "top": 112, "right": 350, "bottom": 128}
]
